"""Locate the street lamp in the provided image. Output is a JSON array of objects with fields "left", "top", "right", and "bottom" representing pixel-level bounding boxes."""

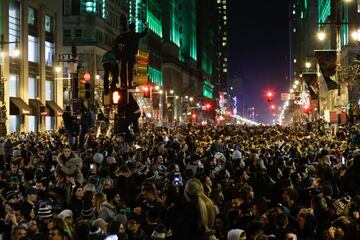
[
  {"left": 317, "top": 31, "right": 326, "bottom": 41},
  {"left": 55, "top": 66, "right": 62, "bottom": 73},
  {"left": 0, "top": 34, "right": 19, "bottom": 136}
]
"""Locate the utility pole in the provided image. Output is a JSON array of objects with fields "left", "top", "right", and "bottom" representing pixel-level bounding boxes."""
[{"left": 335, "top": 0, "right": 342, "bottom": 125}]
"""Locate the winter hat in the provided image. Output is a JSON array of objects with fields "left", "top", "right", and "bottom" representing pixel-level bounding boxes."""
[
  {"left": 151, "top": 224, "right": 166, "bottom": 239},
  {"left": 81, "top": 205, "right": 95, "bottom": 218},
  {"left": 232, "top": 150, "right": 242, "bottom": 160},
  {"left": 25, "top": 187, "right": 38, "bottom": 196},
  {"left": 58, "top": 209, "right": 73, "bottom": 221},
  {"left": 13, "top": 149, "right": 22, "bottom": 158},
  {"left": 93, "top": 153, "right": 104, "bottom": 164},
  {"left": 92, "top": 218, "right": 108, "bottom": 229},
  {"left": 228, "top": 229, "right": 245, "bottom": 240},
  {"left": 89, "top": 225, "right": 102, "bottom": 235},
  {"left": 37, "top": 206, "right": 53, "bottom": 219},
  {"left": 5, "top": 190, "right": 19, "bottom": 201}
]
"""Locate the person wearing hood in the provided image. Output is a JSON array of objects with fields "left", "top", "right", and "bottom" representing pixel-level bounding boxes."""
[
  {"left": 227, "top": 229, "right": 246, "bottom": 240},
  {"left": 57, "top": 145, "right": 84, "bottom": 185}
]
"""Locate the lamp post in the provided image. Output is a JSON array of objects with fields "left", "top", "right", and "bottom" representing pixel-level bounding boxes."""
[{"left": 0, "top": 34, "right": 19, "bottom": 136}]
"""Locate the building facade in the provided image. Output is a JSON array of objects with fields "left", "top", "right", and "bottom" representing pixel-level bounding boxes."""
[
  {"left": 216, "top": 0, "right": 228, "bottom": 93},
  {"left": 0, "top": 0, "right": 63, "bottom": 133},
  {"left": 288, "top": 0, "right": 360, "bottom": 125}
]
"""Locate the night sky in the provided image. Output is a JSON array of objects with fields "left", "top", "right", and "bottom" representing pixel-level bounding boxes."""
[{"left": 228, "top": 0, "right": 290, "bottom": 124}]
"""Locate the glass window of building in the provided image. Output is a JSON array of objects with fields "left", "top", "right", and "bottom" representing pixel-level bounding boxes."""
[
  {"left": 45, "top": 41, "right": 55, "bottom": 66},
  {"left": 45, "top": 116, "right": 55, "bottom": 130},
  {"left": 9, "top": 74, "right": 18, "bottom": 97},
  {"left": 28, "top": 7, "right": 36, "bottom": 25},
  {"left": 45, "top": 15, "right": 54, "bottom": 33},
  {"left": 45, "top": 80, "right": 54, "bottom": 101},
  {"left": 28, "top": 36, "right": 39, "bottom": 63},
  {"left": 28, "top": 116, "right": 36, "bottom": 132},
  {"left": 9, "top": 1, "right": 20, "bottom": 58},
  {"left": 9, "top": 116, "right": 20, "bottom": 133},
  {"left": 28, "top": 77, "right": 37, "bottom": 99}
]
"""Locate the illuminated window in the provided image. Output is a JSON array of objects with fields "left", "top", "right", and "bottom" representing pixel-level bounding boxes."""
[
  {"left": 83, "top": 0, "right": 97, "bottom": 13},
  {"left": 9, "top": 1, "right": 20, "bottom": 58},
  {"left": 222, "top": 42, "right": 226, "bottom": 46},
  {"left": 293, "top": 10, "right": 295, "bottom": 15},
  {"left": 45, "top": 41, "right": 55, "bottom": 66},
  {"left": 101, "top": 0, "right": 107, "bottom": 19},
  {"left": 223, "top": 16, "right": 227, "bottom": 20},
  {"left": 358, "top": 0, "right": 360, "bottom": 13},
  {"left": 28, "top": 117, "right": 36, "bottom": 132},
  {"left": 28, "top": 7, "right": 37, "bottom": 26},
  {"left": 28, "top": 35, "right": 39, "bottom": 63},
  {"left": 46, "top": 80, "right": 54, "bottom": 101},
  {"left": 301, "top": 11, "right": 304, "bottom": 19},
  {"left": 28, "top": 77, "right": 37, "bottom": 99},
  {"left": 293, "top": 28, "right": 296, "bottom": 32},
  {"left": 45, "top": 15, "right": 53, "bottom": 33},
  {"left": 148, "top": 67, "right": 163, "bottom": 86},
  {"left": 293, "top": 58, "right": 297, "bottom": 63},
  {"left": 318, "top": 0, "right": 330, "bottom": 25},
  {"left": 9, "top": 74, "right": 18, "bottom": 97},
  {"left": 146, "top": 0, "right": 163, "bottom": 38},
  {"left": 223, "top": 68, "right": 227, "bottom": 72},
  {"left": 46, "top": 117, "right": 55, "bottom": 130}
]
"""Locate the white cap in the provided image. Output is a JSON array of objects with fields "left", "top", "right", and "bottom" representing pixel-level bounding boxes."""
[{"left": 58, "top": 209, "right": 73, "bottom": 220}]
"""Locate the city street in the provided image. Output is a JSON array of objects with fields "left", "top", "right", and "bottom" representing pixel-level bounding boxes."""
[{"left": 1, "top": 0, "right": 360, "bottom": 240}]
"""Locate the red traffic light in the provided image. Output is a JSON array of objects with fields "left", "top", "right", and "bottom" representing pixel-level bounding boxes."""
[
  {"left": 143, "top": 85, "right": 150, "bottom": 98},
  {"left": 266, "top": 91, "right": 273, "bottom": 102}
]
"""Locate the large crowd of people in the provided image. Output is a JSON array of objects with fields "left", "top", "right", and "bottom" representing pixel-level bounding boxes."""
[{"left": 1, "top": 122, "right": 360, "bottom": 240}]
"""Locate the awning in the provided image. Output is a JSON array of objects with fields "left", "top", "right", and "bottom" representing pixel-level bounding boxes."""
[
  {"left": 46, "top": 101, "right": 63, "bottom": 116},
  {"left": 10, "top": 97, "right": 32, "bottom": 115},
  {"left": 29, "top": 99, "right": 49, "bottom": 116}
]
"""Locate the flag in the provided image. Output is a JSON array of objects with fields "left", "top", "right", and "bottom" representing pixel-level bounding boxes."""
[
  {"left": 315, "top": 50, "right": 337, "bottom": 77},
  {"left": 323, "top": 76, "right": 338, "bottom": 90},
  {"left": 302, "top": 72, "right": 318, "bottom": 99}
]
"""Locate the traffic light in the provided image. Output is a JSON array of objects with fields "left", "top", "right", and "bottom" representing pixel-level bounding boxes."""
[
  {"left": 303, "top": 105, "right": 311, "bottom": 113},
  {"left": 143, "top": 85, "right": 150, "bottom": 98},
  {"left": 111, "top": 88, "right": 127, "bottom": 106},
  {"left": 267, "top": 91, "right": 273, "bottom": 102},
  {"left": 85, "top": 82, "right": 91, "bottom": 100},
  {"left": 135, "top": 50, "right": 149, "bottom": 86}
]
